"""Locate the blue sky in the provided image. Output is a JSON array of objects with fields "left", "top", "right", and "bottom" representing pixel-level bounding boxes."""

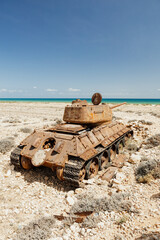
[{"left": 0, "top": 0, "right": 160, "bottom": 98}]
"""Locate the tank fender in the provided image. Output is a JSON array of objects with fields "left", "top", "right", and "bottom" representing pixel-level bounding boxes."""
[{"left": 80, "top": 148, "right": 98, "bottom": 161}]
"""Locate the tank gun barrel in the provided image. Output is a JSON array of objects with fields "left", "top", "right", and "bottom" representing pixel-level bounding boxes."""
[{"left": 110, "top": 102, "right": 126, "bottom": 109}]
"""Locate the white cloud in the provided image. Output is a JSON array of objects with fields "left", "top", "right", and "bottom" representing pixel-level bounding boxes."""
[
  {"left": 45, "top": 88, "right": 57, "bottom": 92},
  {"left": 158, "top": 89, "right": 160, "bottom": 91},
  {"left": 0, "top": 89, "right": 23, "bottom": 93},
  {"left": 68, "top": 88, "right": 80, "bottom": 92},
  {"left": 0, "top": 89, "right": 16, "bottom": 93},
  {"left": 0, "top": 88, "right": 7, "bottom": 92},
  {"left": 33, "top": 86, "right": 37, "bottom": 89}
]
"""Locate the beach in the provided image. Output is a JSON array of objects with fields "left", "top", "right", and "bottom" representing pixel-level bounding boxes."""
[{"left": 0, "top": 102, "right": 160, "bottom": 240}]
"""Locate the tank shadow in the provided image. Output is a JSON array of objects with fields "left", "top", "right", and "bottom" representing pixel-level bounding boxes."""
[{"left": 12, "top": 164, "right": 77, "bottom": 192}]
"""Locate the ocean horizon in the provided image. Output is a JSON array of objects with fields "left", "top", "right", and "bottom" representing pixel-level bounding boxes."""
[{"left": 0, "top": 98, "right": 160, "bottom": 105}]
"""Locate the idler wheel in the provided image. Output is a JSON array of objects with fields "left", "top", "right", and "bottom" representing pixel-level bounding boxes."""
[
  {"left": 101, "top": 150, "right": 109, "bottom": 169},
  {"left": 79, "top": 167, "right": 86, "bottom": 182},
  {"left": 21, "top": 156, "right": 33, "bottom": 170},
  {"left": 88, "top": 157, "right": 99, "bottom": 178}
]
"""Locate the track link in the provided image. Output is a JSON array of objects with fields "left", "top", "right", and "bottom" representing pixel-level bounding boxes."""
[
  {"left": 10, "top": 145, "right": 23, "bottom": 167},
  {"left": 63, "top": 159, "right": 85, "bottom": 186}
]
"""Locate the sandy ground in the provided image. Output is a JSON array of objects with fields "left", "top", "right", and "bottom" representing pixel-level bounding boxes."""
[{"left": 0, "top": 102, "right": 160, "bottom": 240}]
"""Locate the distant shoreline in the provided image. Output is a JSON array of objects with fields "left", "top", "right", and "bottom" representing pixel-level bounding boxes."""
[{"left": 0, "top": 98, "right": 160, "bottom": 105}]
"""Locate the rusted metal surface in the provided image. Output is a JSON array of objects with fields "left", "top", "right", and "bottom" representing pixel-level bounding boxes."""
[
  {"left": 101, "top": 167, "right": 118, "bottom": 181},
  {"left": 110, "top": 102, "right": 126, "bottom": 109},
  {"left": 111, "top": 154, "right": 126, "bottom": 168},
  {"left": 54, "top": 211, "right": 94, "bottom": 223},
  {"left": 100, "top": 154, "right": 126, "bottom": 182},
  {"left": 63, "top": 103, "right": 113, "bottom": 124},
  {"left": 10, "top": 93, "right": 133, "bottom": 186},
  {"left": 52, "top": 124, "right": 87, "bottom": 133}
]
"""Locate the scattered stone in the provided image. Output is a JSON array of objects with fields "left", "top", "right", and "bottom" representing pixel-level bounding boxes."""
[
  {"left": 66, "top": 196, "right": 75, "bottom": 206},
  {"left": 75, "top": 188, "right": 83, "bottom": 195},
  {"left": 115, "top": 172, "right": 126, "bottom": 182},
  {"left": 129, "top": 153, "right": 141, "bottom": 163},
  {"left": 67, "top": 190, "right": 74, "bottom": 197},
  {"left": 116, "top": 185, "right": 126, "bottom": 192},
  {"left": 84, "top": 178, "right": 95, "bottom": 184},
  {"left": 15, "top": 172, "right": 21, "bottom": 177},
  {"left": 4, "top": 169, "right": 11, "bottom": 177}
]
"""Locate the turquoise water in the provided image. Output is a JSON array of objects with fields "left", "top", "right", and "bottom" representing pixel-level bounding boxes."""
[{"left": 0, "top": 98, "right": 160, "bottom": 105}]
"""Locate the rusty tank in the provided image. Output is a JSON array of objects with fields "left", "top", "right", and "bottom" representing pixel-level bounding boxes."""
[{"left": 10, "top": 93, "right": 133, "bottom": 186}]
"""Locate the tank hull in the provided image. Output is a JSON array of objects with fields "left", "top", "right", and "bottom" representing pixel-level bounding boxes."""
[{"left": 10, "top": 122, "right": 133, "bottom": 186}]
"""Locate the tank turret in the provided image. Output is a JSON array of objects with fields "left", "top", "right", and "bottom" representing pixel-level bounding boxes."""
[{"left": 63, "top": 93, "right": 126, "bottom": 125}]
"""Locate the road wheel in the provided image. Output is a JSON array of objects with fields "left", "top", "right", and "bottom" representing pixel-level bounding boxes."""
[
  {"left": 88, "top": 157, "right": 99, "bottom": 178},
  {"left": 101, "top": 150, "right": 109, "bottom": 169},
  {"left": 21, "top": 156, "right": 33, "bottom": 170}
]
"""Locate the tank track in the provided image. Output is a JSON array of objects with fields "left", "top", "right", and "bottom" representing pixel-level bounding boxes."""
[
  {"left": 63, "top": 130, "right": 133, "bottom": 186},
  {"left": 63, "top": 159, "right": 85, "bottom": 186},
  {"left": 10, "top": 145, "right": 23, "bottom": 167}
]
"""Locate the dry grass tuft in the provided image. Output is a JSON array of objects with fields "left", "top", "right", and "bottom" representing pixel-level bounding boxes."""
[
  {"left": 135, "top": 159, "right": 160, "bottom": 183},
  {"left": 145, "top": 134, "right": 160, "bottom": 149},
  {"left": 20, "top": 127, "right": 32, "bottom": 133},
  {"left": 0, "top": 137, "right": 15, "bottom": 154},
  {"left": 71, "top": 192, "right": 132, "bottom": 214}
]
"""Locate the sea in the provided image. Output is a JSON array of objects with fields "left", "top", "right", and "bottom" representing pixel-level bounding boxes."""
[{"left": 0, "top": 98, "right": 160, "bottom": 104}]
